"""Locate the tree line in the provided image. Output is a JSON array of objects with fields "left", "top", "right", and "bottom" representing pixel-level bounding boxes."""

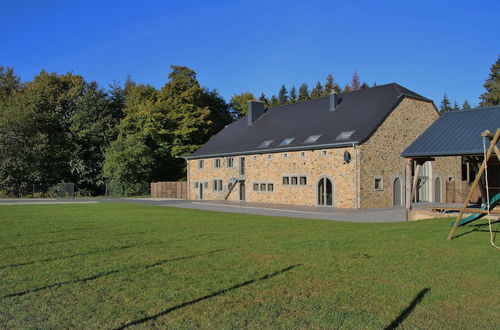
[
  {"left": 229, "top": 71, "right": 370, "bottom": 117},
  {"left": 439, "top": 55, "right": 500, "bottom": 113},
  {"left": 0, "top": 56, "right": 498, "bottom": 195}
]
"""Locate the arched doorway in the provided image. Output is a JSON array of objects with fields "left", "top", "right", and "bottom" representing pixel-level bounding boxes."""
[
  {"left": 393, "top": 178, "right": 402, "bottom": 206},
  {"left": 434, "top": 177, "right": 441, "bottom": 203},
  {"left": 318, "top": 177, "right": 333, "bottom": 206}
]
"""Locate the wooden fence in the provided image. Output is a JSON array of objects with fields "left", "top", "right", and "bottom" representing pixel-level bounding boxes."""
[{"left": 150, "top": 181, "right": 187, "bottom": 199}]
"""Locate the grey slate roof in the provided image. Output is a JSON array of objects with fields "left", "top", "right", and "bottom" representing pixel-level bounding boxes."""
[
  {"left": 187, "top": 83, "right": 432, "bottom": 159},
  {"left": 402, "top": 106, "right": 500, "bottom": 158}
]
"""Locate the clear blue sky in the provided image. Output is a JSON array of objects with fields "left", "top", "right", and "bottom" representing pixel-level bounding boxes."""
[{"left": 1, "top": 0, "right": 499, "bottom": 107}]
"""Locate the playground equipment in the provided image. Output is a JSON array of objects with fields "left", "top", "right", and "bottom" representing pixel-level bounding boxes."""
[{"left": 447, "top": 129, "right": 500, "bottom": 249}]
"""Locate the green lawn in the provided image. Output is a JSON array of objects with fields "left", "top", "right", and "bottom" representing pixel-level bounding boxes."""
[{"left": 0, "top": 204, "right": 498, "bottom": 329}]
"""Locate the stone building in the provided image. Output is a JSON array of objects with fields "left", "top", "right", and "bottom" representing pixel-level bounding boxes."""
[{"left": 185, "top": 83, "right": 462, "bottom": 208}]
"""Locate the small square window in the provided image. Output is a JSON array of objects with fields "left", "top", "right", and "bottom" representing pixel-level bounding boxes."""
[
  {"left": 300, "top": 177, "right": 307, "bottom": 185},
  {"left": 195, "top": 182, "right": 199, "bottom": 188},
  {"left": 375, "top": 177, "right": 383, "bottom": 191},
  {"left": 226, "top": 157, "right": 234, "bottom": 168},
  {"left": 198, "top": 160, "right": 204, "bottom": 169},
  {"left": 283, "top": 177, "right": 290, "bottom": 185},
  {"left": 253, "top": 155, "right": 258, "bottom": 160},
  {"left": 253, "top": 183, "right": 259, "bottom": 191},
  {"left": 214, "top": 158, "right": 221, "bottom": 168},
  {"left": 321, "top": 150, "right": 328, "bottom": 156},
  {"left": 283, "top": 153, "right": 288, "bottom": 159},
  {"left": 268, "top": 183, "right": 274, "bottom": 192},
  {"left": 260, "top": 183, "right": 267, "bottom": 191},
  {"left": 300, "top": 152, "right": 305, "bottom": 158},
  {"left": 267, "top": 154, "right": 272, "bottom": 159},
  {"left": 204, "top": 182, "right": 208, "bottom": 188},
  {"left": 291, "top": 177, "right": 298, "bottom": 185}
]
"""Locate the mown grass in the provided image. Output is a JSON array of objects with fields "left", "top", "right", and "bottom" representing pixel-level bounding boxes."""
[{"left": 0, "top": 203, "right": 498, "bottom": 329}]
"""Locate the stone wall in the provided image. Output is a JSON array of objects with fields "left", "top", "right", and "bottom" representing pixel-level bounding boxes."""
[
  {"left": 188, "top": 146, "right": 358, "bottom": 208},
  {"left": 358, "top": 97, "right": 461, "bottom": 208}
]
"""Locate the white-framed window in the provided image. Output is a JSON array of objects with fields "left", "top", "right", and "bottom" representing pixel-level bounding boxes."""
[
  {"left": 253, "top": 183, "right": 259, "bottom": 191},
  {"left": 291, "top": 177, "right": 298, "bottom": 185},
  {"left": 374, "top": 176, "right": 384, "bottom": 191},
  {"left": 253, "top": 155, "right": 258, "bottom": 160},
  {"left": 214, "top": 158, "right": 221, "bottom": 168},
  {"left": 226, "top": 157, "right": 234, "bottom": 168},
  {"left": 198, "top": 160, "right": 204, "bottom": 169},
  {"left": 195, "top": 182, "right": 199, "bottom": 188},
  {"left": 300, "top": 152, "right": 305, "bottom": 158},
  {"left": 321, "top": 150, "right": 328, "bottom": 157},
  {"left": 283, "top": 177, "right": 290, "bottom": 185},
  {"left": 267, "top": 183, "right": 274, "bottom": 192},
  {"left": 260, "top": 183, "right": 267, "bottom": 191},
  {"left": 204, "top": 182, "right": 208, "bottom": 188},
  {"left": 267, "top": 154, "right": 272, "bottom": 159},
  {"left": 213, "top": 179, "right": 223, "bottom": 192},
  {"left": 283, "top": 153, "right": 288, "bottom": 159},
  {"left": 300, "top": 176, "right": 307, "bottom": 185}
]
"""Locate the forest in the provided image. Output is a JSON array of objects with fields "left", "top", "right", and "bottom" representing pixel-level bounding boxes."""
[{"left": 0, "top": 55, "right": 498, "bottom": 196}]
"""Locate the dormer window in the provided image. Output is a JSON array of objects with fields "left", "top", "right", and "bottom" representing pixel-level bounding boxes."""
[
  {"left": 279, "top": 138, "right": 295, "bottom": 146},
  {"left": 304, "top": 135, "right": 321, "bottom": 143},
  {"left": 259, "top": 140, "right": 273, "bottom": 148}
]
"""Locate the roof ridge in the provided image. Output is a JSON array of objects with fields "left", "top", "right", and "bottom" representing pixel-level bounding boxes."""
[{"left": 441, "top": 105, "right": 500, "bottom": 115}]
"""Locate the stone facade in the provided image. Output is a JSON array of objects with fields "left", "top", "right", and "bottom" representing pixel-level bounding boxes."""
[
  {"left": 188, "top": 97, "right": 463, "bottom": 208},
  {"left": 358, "top": 98, "right": 462, "bottom": 208},
  {"left": 188, "top": 147, "right": 358, "bottom": 208}
]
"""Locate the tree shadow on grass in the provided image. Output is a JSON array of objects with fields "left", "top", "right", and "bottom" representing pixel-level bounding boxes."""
[
  {"left": 113, "top": 264, "right": 301, "bottom": 330},
  {"left": 0, "top": 249, "right": 227, "bottom": 300},
  {"left": 0, "top": 245, "right": 134, "bottom": 270},
  {"left": 384, "top": 288, "right": 430, "bottom": 330}
]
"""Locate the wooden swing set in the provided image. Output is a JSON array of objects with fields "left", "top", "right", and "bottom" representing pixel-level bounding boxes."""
[{"left": 447, "top": 128, "right": 500, "bottom": 245}]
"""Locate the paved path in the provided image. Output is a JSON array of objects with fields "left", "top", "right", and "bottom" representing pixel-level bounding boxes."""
[{"left": 0, "top": 198, "right": 408, "bottom": 223}]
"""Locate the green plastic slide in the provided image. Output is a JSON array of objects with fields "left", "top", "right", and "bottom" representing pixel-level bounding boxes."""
[{"left": 450, "top": 192, "right": 500, "bottom": 227}]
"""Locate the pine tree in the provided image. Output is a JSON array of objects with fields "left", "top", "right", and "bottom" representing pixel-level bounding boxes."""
[
  {"left": 298, "top": 83, "right": 310, "bottom": 102},
  {"left": 479, "top": 55, "right": 500, "bottom": 106},
  {"left": 323, "top": 74, "right": 334, "bottom": 96},
  {"left": 439, "top": 93, "right": 452, "bottom": 113},
  {"left": 351, "top": 71, "right": 361, "bottom": 91},
  {"left": 278, "top": 84, "right": 288, "bottom": 105},
  {"left": 311, "top": 81, "right": 323, "bottom": 99},
  {"left": 452, "top": 101, "right": 460, "bottom": 111},
  {"left": 361, "top": 82, "right": 370, "bottom": 89},
  {"left": 289, "top": 86, "right": 297, "bottom": 103},
  {"left": 343, "top": 84, "right": 352, "bottom": 93},
  {"left": 269, "top": 95, "right": 279, "bottom": 108},
  {"left": 462, "top": 100, "right": 471, "bottom": 110},
  {"left": 259, "top": 93, "right": 270, "bottom": 108}
]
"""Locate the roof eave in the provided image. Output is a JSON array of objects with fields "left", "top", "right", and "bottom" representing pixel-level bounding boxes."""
[{"left": 185, "top": 141, "right": 360, "bottom": 160}]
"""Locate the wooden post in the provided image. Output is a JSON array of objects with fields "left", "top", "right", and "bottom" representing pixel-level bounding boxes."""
[
  {"left": 448, "top": 129, "right": 500, "bottom": 240},
  {"left": 411, "top": 161, "right": 423, "bottom": 205},
  {"left": 405, "top": 158, "right": 413, "bottom": 220}
]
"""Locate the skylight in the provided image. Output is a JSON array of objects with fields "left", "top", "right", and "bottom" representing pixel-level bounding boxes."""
[
  {"left": 335, "top": 131, "right": 355, "bottom": 141},
  {"left": 304, "top": 135, "right": 321, "bottom": 143},
  {"left": 279, "top": 138, "right": 295, "bottom": 146},
  {"left": 258, "top": 140, "right": 273, "bottom": 148}
]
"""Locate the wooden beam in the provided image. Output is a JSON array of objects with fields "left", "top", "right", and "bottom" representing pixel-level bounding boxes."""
[
  {"left": 411, "top": 162, "right": 423, "bottom": 204},
  {"left": 424, "top": 206, "right": 500, "bottom": 215},
  {"left": 448, "top": 128, "right": 500, "bottom": 240},
  {"left": 405, "top": 158, "right": 413, "bottom": 220}
]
